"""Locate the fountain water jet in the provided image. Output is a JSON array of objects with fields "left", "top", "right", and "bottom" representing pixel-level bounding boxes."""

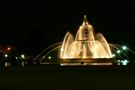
[{"left": 60, "top": 15, "right": 113, "bottom": 59}]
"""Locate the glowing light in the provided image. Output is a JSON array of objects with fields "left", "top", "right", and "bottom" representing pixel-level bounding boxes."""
[
  {"left": 121, "top": 59, "right": 129, "bottom": 66},
  {"left": 21, "top": 54, "right": 25, "bottom": 59},
  {"left": 7, "top": 47, "right": 11, "bottom": 51},
  {"left": 5, "top": 54, "right": 8, "bottom": 58},
  {"left": 116, "top": 60, "right": 121, "bottom": 65},
  {"left": 116, "top": 59, "right": 129, "bottom": 66},
  {"left": 48, "top": 56, "right": 51, "bottom": 59},
  {"left": 117, "top": 50, "right": 121, "bottom": 54},
  {"left": 15, "top": 57, "right": 18, "bottom": 59},
  {"left": 122, "top": 46, "right": 127, "bottom": 50}
]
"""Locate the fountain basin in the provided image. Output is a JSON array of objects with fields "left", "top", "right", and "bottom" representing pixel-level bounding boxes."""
[{"left": 59, "top": 58, "right": 114, "bottom": 66}]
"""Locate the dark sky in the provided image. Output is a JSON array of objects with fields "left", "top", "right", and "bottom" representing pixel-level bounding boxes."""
[{"left": 0, "top": 1, "right": 135, "bottom": 54}]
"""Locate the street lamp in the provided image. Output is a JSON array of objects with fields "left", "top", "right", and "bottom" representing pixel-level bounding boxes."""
[
  {"left": 7, "top": 47, "right": 11, "bottom": 51},
  {"left": 122, "top": 46, "right": 128, "bottom": 50},
  {"left": 21, "top": 54, "right": 25, "bottom": 66},
  {"left": 4, "top": 54, "right": 8, "bottom": 58},
  {"left": 117, "top": 50, "right": 121, "bottom": 54},
  {"left": 21, "top": 54, "right": 25, "bottom": 59},
  {"left": 121, "top": 59, "right": 129, "bottom": 66},
  {"left": 4, "top": 54, "right": 11, "bottom": 67},
  {"left": 48, "top": 56, "right": 51, "bottom": 59}
]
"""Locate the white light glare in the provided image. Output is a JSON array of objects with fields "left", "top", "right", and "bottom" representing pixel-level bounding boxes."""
[
  {"left": 48, "top": 56, "right": 51, "bottom": 59},
  {"left": 121, "top": 59, "right": 129, "bottom": 66},
  {"left": 21, "top": 54, "right": 25, "bottom": 59},
  {"left": 5, "top": 54, "right": 8, "bottom": 58},
  {"left": 122, "top": 46, "right": 127, "bottom": 50},
  {"left": 117, "top": 50, "right": 121, "bottom": 54}
]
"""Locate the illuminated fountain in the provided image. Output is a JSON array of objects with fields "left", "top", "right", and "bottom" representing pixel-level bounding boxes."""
[
  {"left": 34, "top": 15, "right": 117, "bottom": 66},
  {"left": 60, "top": 15, "right": 112, "bottom": 59},
  {"left": 59, "top": 15, "right": 114, "bottom": 65}
]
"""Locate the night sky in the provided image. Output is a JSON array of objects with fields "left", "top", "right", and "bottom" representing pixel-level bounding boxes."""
[{"left": 0, "top": 1, "right": 135, "bottom": 55}]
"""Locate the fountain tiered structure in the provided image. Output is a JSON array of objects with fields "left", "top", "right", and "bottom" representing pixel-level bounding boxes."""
[{"left": 59, "top": 15, "right": 114, "bottom": 66}]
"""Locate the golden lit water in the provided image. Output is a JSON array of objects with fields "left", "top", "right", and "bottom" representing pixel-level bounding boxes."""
[{"left": 60, "top": 15, "right": 113, "bottom": 59}]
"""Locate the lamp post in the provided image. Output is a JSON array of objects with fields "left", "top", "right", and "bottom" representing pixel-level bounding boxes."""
[
  {"left": 21, "top": 54, "right": 25, "bottom": 66},
  {"left": 4, "top": 54, "right": 11, "bottom": 67}
]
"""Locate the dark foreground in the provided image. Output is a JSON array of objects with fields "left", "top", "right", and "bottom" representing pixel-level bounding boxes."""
[{"left": 1, "top": 65, "right": 135, "bottom": 90}]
